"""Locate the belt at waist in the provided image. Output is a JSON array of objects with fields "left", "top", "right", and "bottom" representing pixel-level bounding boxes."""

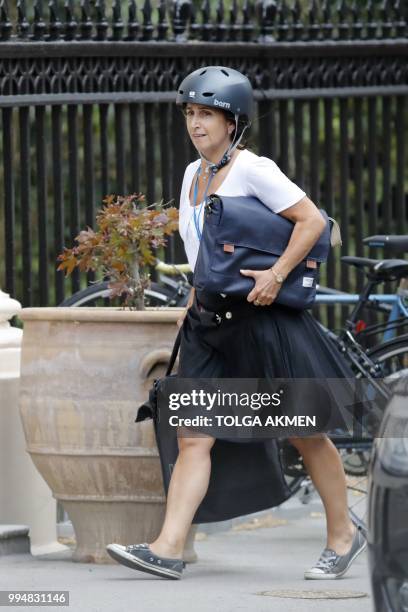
[
  {"left": 194, "top": 288, "right": 243, "bottom": 311},
  {"left": 194, "top": 294, "right": 270, "bottom": 326}
]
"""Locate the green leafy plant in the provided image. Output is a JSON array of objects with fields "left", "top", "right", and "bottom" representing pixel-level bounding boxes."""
[{"left": 57, "top": 193, "right": 179, "bottom": 310}]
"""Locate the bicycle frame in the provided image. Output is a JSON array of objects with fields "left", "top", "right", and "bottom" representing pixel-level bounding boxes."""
[{"left": 315, "top": 287, "right": 408, "bottom": 343}]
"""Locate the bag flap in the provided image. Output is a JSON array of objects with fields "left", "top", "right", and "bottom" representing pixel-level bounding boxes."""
[{"left": 209, "top": 194, "right": 331, "bottom": 263}]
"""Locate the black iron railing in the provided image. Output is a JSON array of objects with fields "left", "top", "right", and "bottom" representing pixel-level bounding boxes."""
[
  {"left": 0, "top": 1, "right": 407, "bottom": 330},
  {"left": 0, "top": 0, "right": 407, "bottom": 43}
]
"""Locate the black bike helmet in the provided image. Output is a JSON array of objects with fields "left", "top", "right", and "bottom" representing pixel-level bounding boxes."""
[
  {"left": 176, "top": 66, "right": 254, "bottom": 172},
  {"left": 176, "top": 65, "right": 254, "bottom": 127}
]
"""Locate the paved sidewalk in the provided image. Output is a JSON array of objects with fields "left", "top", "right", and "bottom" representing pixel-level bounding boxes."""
[{"left": 0, "top": 509, "right": 373, "bottom": 612}]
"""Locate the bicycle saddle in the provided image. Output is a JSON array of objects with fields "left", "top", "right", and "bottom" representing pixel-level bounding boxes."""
[
  {"left": 363, "top": 235, "right": 408, "bottom": 253},
  {"left": 341, "top": 256, "right": 408, "bottom": 281}
]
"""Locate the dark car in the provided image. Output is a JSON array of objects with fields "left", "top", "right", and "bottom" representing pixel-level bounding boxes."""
[{"left": 368, "top": 377, "right": 408, "bottom": 612}]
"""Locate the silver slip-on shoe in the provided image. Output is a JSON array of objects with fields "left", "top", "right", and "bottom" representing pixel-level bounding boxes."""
[
  {"left": 304, "top": 527, "right": 367, "bottom": 580},
  {"left": 106, "top": 543, "right": 185, "bottom": 580}
]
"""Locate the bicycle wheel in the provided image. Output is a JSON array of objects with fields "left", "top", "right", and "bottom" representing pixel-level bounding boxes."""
[
  {"left": 368, "top": 334, "right": 408, "bottom": 382},
  {"left": 339, "top": 336, "right": 408, "bottom": 535},
  {"left": 59, "top": 281, "right": 175, "bottom": 308}
]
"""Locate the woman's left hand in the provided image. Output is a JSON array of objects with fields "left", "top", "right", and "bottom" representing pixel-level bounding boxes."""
[{"left": 240, "top": 268, "right": 282, "bottom": 306}]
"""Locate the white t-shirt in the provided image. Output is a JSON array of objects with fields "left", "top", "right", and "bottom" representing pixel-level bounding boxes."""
[{"left": 178, "top": 148, "right": 306, "bottom": 271}]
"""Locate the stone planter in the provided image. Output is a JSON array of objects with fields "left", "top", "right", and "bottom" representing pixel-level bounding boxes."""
[{"left": 18, "top": 307, "right": 197, "bottom": 563}]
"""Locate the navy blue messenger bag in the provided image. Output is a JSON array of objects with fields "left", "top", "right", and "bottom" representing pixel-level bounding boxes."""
[{"left": 193, "top": 194, "right": 332, "bottom": 310}]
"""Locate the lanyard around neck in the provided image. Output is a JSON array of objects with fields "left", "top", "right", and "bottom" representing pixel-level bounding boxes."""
[{"left": 193, "top": 165, "right": 215, "bottom": 241}]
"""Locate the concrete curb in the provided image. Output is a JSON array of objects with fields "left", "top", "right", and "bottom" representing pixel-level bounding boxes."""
[{"left": 0, "top": 525, "right": 30, "bottom": 556}]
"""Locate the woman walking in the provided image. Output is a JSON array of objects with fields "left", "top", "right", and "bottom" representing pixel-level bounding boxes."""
[{"left": 107, "top": 66, "right": 366, "bottom": 580}]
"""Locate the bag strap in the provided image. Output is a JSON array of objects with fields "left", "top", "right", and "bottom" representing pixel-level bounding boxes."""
[
  {"left": 328, "top": 216, "right": 342, "bottom": 247},
  {"left": 166, "top": 328, "right": 182, "bottom": 376}
]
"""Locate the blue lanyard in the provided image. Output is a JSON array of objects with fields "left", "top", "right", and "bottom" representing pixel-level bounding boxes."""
[{"left": 193, "top": 165, "right": 215, "bottom": 241}]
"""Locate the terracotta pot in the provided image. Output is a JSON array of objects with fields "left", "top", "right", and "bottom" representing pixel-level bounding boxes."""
[{"left": 18, "top": 307, "right": 197, "bottom": 563}]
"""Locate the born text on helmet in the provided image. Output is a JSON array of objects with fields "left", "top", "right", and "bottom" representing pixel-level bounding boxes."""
[{"left": 213, "top": 98, "right": 231, "bottom": 109}]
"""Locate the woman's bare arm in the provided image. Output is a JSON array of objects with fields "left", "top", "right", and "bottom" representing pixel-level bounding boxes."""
[
  {"left": 241, "top": 196, "right": 326, "bottom": 305},
  {"left": 271, "top": 195, "right": 326, "bottom": 279}
]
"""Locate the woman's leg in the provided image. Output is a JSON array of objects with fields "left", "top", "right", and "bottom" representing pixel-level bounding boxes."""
[
  {"left": 149, "top": 429, "right": 215, "bottom": 559},
  {"left": 288, "top": 434, "right": 356, "bottom": 555}
]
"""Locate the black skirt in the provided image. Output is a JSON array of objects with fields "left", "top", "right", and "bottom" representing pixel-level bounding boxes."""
[
  {"left": 180, "top": 290, "right": 355, "bottom": 380},
  {"left": 156, "top": 290, "right": 358, "bottom": 524}
]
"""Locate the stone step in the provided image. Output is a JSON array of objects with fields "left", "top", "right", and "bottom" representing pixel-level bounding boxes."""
[{"left": 0, "top": 525, "right": 30, "bottom": 556}]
